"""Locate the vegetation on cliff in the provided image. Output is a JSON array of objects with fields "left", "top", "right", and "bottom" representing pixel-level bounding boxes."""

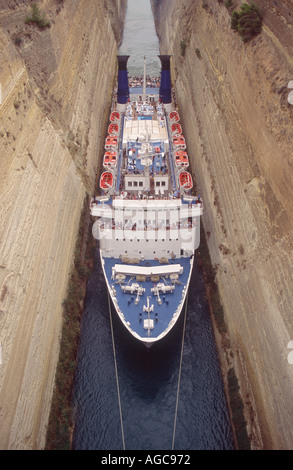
[
  {"left": 227, "top": 368, "right": 251, "bottom": 449},
  {"left": 230, "top": 2, "right": 263, "bottom": 42},
  {"left": 25, "top": 2, "right": 51, "bottom": 30},
  {"left": 180, "top": 40, "right": 187, "bottom": 57}
]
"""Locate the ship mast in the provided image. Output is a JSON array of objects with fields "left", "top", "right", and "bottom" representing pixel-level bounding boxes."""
[{"left": 142, "top": 56, "right": 146, "bottom": 102}]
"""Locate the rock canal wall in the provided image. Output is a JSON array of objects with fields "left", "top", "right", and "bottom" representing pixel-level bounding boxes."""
[
  {"left": 152, "top": 0, "right": 293, "bottom": 449},
  {"left": 0, "top": 0, "right": 126, "bottom": 449}
]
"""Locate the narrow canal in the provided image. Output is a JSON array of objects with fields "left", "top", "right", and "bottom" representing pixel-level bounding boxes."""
[{"left": 72, "top": 0, "right": 234, "bottom": 451}]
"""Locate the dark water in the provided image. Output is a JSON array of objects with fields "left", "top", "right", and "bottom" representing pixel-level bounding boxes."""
[
  {"left": 72, "top": 0, "right": 234, "bottom": 451},
  {"left": 72, "top": 248, "right": 234, "bottom": 450}
]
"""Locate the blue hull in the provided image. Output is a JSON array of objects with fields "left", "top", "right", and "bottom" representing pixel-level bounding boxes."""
[{"left": 101, "top": 252, "right": 194, "bottom": 347}]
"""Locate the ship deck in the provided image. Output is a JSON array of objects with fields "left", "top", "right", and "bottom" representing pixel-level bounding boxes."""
[
  {"left": 102, "top": 255, "right": 193, "bottom": 341},
  {"left": 112, "top": 99, "right": 181, "bottom": 199}
]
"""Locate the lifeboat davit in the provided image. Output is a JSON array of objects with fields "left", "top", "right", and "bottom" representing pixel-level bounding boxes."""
[
  {"left": 175, "top": 151, "right": 189, "bottom": 168},
  {"left": 103, "top": 151, "right": 117, "bottom": 168},
  {"left": 171, "top": 123, "right": 182, "bottom": 136},
  {"left": 108, "top": 123, "right": 119, "bottom": 136},
  {"left": 173, "top": 135, "right": 186, "bottom": 149},
  {"left": 169, "top": 111, "right": 180, "bottom": 122},
  {"left": 105, "top": 135, "right": 118, "bottom": 150},
  {"left": 100, "top": 171, "right": 114, "bottom": 190},
  {"left": 110, "top": 111, "right": 120, "bottom": 122},
  {"left": 179, "top": 171, "right": 193, "bottom": 190}
]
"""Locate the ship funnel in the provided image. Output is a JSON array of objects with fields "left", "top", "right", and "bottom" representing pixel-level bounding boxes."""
[
  {"left": 159, "top": 55, "right": 172, "bottom": 104},
  {"left": 117, "top": 55, "right": 130, "bottom": 105}
]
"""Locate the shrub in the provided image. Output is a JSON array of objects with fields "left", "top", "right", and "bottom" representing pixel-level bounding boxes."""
[
  {"left": 25, "top": 2, "right": 51, "bottom": 30},
  {"left": 231, "top": 2, "right": 263, "bottom": 42},
  {"left": 195, "top": 48, "right": 201, "bottom": 59},
  {"left": 180, "top": 40, "right": 187, "bottom": 57},
  {"left": 225, "top": 0, "right": 235, "bottom": 11},
  {"left": 227, "top": 368, "right": 251, "bottom": 449},
  {"left": 13, "top": 36, "right": 22, "bottom": 46}
]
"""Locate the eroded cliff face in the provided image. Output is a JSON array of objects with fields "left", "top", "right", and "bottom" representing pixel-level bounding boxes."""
[
  {"left": 0, "top": 0, "right": 126, "bottom": 450},
  {"left": 152, "top": 0, "right": 293, "bottom": 450}
]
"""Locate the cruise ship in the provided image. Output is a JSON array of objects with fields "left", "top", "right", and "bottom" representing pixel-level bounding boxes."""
[{"left": 90, "top": 56, "right": 203, "bottom": 347}]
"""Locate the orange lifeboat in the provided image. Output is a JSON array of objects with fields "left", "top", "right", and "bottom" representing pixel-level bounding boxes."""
[
  {"left": 105, "top": 135, "right": 118, "bottom": 150},
  {"left": 173, "top": 135, "right": 186, "bottom": 149},
  {"left": 171, "top": 123, "right": 182, "bottom": 136},
  {"left": 108, "top": 123, "right": 119, "bottom": 136},
  {"left": 179, "top": 171, "right": 193, "bottom": 190},
  {"left": 110, "top": 111, "right": 120, "bottom": 122},
  {"left": 100, "top": 171, "right": 114, "bottom": 190},
  {"left": 103, "top": 151, "right": 117, "bottom": 168},
  {"left": 169, "top": 111, "right": 180, "bottom": 122},
  {"left": 175, "top": 151, "right": 189, "bottom": 168}
]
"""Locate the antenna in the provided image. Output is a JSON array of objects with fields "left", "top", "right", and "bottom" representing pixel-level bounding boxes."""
[{"left": 143, "top": 56, "right": 146, "bottom": 102}]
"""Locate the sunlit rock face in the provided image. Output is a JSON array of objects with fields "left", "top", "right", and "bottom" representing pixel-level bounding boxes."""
[
  {"left": 152, "top": 0, "right": 293, "bottom": 450},
  {"left": 0, "top": 0, "right": 126, "bottom": 449}
]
